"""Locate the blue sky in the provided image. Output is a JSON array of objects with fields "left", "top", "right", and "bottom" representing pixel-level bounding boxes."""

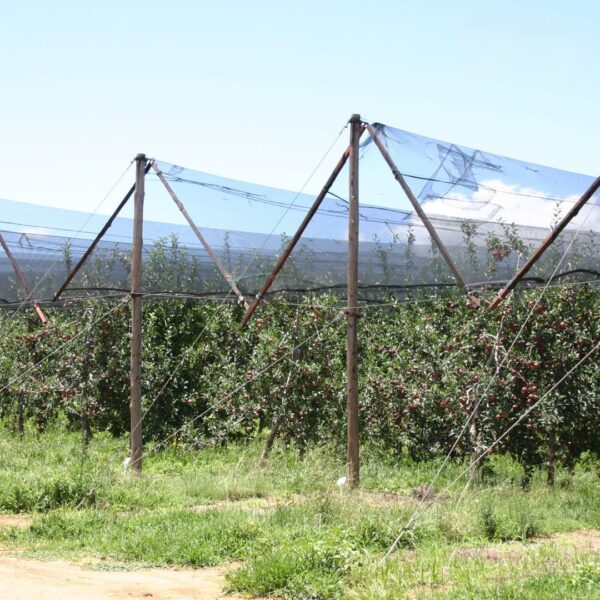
[{"left": 1, "top": 0, "right": 599, "bottom": 219}]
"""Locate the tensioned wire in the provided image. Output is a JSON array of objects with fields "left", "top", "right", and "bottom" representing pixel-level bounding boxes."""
[
  {"left": 0, "top": 161, "right": 134, "bottom": 336},
  {"left": 73, "top": 275, "right": 595, "bottom": 507},
  {"left": 65, "top": 266, "right": 596, "bottom": 511},
  {"left": 377, "top": 194, "right": 599, "bottom": 563},
  {"left": 15, "top": 270, "right": 600, "bottom": 310},
  {"left": 128, "top": 122, "right": 350, "bottom": 433},
  {"left": 72, "top": 302, "right": 345, "bottom": 509},
  {"left": 75, "top": 307, "right": 344, "bottom": 510},
  {"left": 4, "top": 265, "right": 599, "bottom": 314},
  {"left": 130, "top": 291, "right": 238, "bottom": 443},
  {"left": 376, "top": 333, "right": 600, "bottom": 567},
  {"left": 45, "top": 274, "right": 599, "bottom": 311},
  {"left": 0, "top": 121, "right": 350, "bottom": 453},
  {"left": 0, "top": 296, "right": 130, "bottom": 397}
]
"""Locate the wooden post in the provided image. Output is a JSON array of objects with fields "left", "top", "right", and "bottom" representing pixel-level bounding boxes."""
[
  {"left": 130, "top": 153, "right": 146, "bottom": 473},
  {"left": 17, "top": 394, "right": 24, "bottom": 437},
  {"left": 347, "top": 114, "right": 361, "bottom": 488}
]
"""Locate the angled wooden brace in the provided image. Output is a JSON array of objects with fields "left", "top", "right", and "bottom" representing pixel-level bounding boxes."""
[
  {"left": 365, "top": 123, "right": 468, "bottom": 292},
  {"left": 489, "top": 174, "right": 600, "bottom": 309},
  {"left": 241, "top": 124, "right": 366, "bottom": 326},
  {"left": 150, "top": 160, "right": 249, "bottom": 309},
  {"left": 53, "top": 161, "right": 153, "bottom": 302},
  {"left": 0, "top": 232, "right": 47, "bottom": 323}
]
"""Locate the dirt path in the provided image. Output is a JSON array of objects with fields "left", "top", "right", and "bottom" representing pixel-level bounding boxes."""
[
  {"left": 0, "top": 554, "right": 238, "bottom": 600},
  {"left": 2, "top": 508, "right": 597, "bottom": 600},
  {"left": 0, "top": 514, "right": 30, "bottom": 528},
  {"left": 0, "top": 517, "right": 244, "bottom": 600}
]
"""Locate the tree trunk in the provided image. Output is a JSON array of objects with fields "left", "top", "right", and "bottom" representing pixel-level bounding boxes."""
[
  {"left": 546, "top": 432, "right": 556, "bottom": 487},
  {"left": 260, "top": 413, "right": 282, "bottom": 462},
  {"left": 468, "top": 401, "right": 480, "bottom": 483},
  {"left": 81, "top": 409, "right": 91, "bottom": 447},
  {"left": 17, "top": 394, "right": 24, "bottom": 437},
  {"left": 522, "top": 464, "right": 534, "bottom": 491}
]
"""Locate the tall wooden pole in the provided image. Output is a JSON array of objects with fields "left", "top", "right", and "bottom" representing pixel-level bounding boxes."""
[
  {"left": 130, "top": 153, "right": 146, "bottom": 473},
  {"left": 347, "top": 114, "right": 361, "bottom": 488}
]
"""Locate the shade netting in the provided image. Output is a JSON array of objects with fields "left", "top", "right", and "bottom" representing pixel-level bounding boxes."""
[
  {"left": 1, "top": 120, "right": 599, "bottom": 308},
  {"left": 359, "top": 124, "right": 600, "bottom": 289}
]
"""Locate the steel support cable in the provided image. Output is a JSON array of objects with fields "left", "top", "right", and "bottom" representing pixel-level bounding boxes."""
[
  {"left": 74, "top": 303, "right": 344, "bottom": 510},
  {"left": 424, "top": 198, "right": 598, "bottom": 488},
  {"left": 3, "top": 268, "right": 599, "bottom": 311},
  {"left": 370, "top": 214, "right": 591, "bottom": 568},
  {"left": 378, "top": 198, "right": 598, "bottom": 563},
  {"left": 378, "top": 334, "right": 600, "bottom": 566},
  {"left": 129, "top": 125, "right": 349, "bottom": 435},
  {"left": 51, "top": 274, "right": 598, "bottom": 310},
  {"left": 133, "top": 309, "right": 345, "bottom": 463},
  {"left": 0, "top": 162, "right": 133, "bottom": 334},
  {"left": 0, "top": 297, "right": 129, "bottom": 397}
]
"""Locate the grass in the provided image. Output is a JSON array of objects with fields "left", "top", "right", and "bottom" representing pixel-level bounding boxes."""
[{"left": 0, "top": 426, "right": 599, "bottom": 598}]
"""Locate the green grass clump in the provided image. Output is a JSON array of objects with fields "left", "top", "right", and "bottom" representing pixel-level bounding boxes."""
[{"left": 0, "top": 428, "right": 599, "bottom": 598}]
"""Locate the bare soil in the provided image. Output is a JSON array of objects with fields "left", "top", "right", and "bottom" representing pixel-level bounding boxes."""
[
  {"left": 0, "top": 554, "right": 240, "bottom": 600},
  {"left": 0, "top": 517, "right": 248, "bottom": 600},
  {"left": 1, "top": 507, "right": 598, "bottom": 600},
  {"left": 0, "top": 514, "right": 30, "bottom": 529}
]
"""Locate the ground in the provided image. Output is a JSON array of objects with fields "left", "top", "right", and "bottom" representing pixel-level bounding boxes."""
[
  {"left": 0, "top": 514, "right": 250, "bottom": 600},
  {"left": 1, "top": 515, "right": 599, "bottom": 599},
  {"left": 0, "top": 434, "right": 599, "bottom": 598},
  {"left": 0, "top": 555, "right": 232, "bottom": 600}
]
